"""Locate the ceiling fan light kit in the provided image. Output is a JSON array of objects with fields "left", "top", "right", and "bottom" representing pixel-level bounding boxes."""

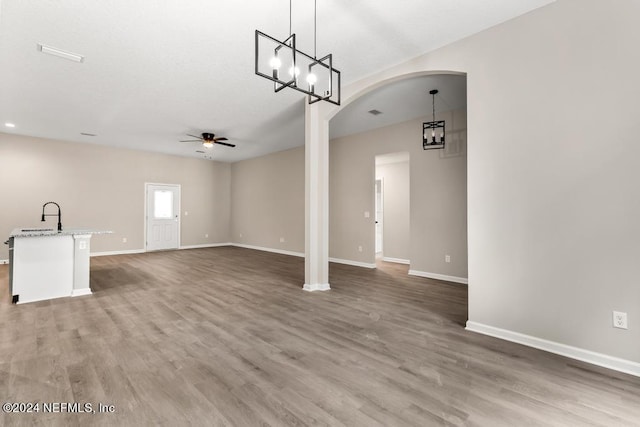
[
  {"left": 180, "top": 133, "right": 236, "bottom": 151},
  {"left": 255, "top": 0, "right": 341, "bottom": 105}
]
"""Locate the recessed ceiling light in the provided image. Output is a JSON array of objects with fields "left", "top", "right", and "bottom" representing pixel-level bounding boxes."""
[
  {"left": 37, "top": 43, "right": 84, "bottom": 63},
  {"left": 4, "top": 123, "right": 15, "bottom": 128}
]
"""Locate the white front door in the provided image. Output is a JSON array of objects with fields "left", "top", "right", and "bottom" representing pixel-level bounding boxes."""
[{"left": 146, "top": 184, "right": 180, "bottom": 251}]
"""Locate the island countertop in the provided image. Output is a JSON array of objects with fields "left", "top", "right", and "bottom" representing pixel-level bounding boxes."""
[
  {"left": 10, "top": 228, "right": 113, "bottom": 238},
  {"left": 8, "top": 227, "right": 113, "bottom": 304}
]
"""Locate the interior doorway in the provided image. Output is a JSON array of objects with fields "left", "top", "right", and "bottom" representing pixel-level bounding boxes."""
[
  {"left": 375, "top": 179, "right": 383, "bottom": 255},
  {"left": 145, "top": 183, "right": 180, "bottom": 251},
  {"left": 375, "top": 152, "right": 410, "bottom": 264}
]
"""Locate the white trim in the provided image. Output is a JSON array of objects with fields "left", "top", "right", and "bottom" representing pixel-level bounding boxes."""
[
  {"left": 0, "top": 259, "right": 8, "bottom": 265},
  {"left": 71, "top": 288, "right": 92, "bottom": 297},
  {"left": 408, "top": 269, "right": 468, "bottom": 284},
  {"left": 72, "top": 234, "right": 92, "bottom": 240},
  {"left": 382, "top": 257, "right": 410, "bottom": 265},
  {"left": 180, "top": 243, "right": 231, "bottom": 250},
  {"left": 303, "top": 283, "right": 331, "bottom": 292},
  {"left": 91, "top": 249, "right": 145, "bottom": 257},
  {"left": 375, "top": 176, "right": 384, "bottom": 254},
  {"left": 329, "top": 257, "right": 376, "bottom": 269},
  {"left": 231, "top": 243, "right": 304, "bottom": 258},
  {"left": 466, "top": 321, "right": 640, "bottom": 378}
]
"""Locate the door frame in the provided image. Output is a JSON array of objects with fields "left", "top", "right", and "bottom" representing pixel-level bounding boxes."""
[
  {"left": 375, "top": 177, "right": 384, "bottom": 255},
  {"left": 144, "top": 182, "right": 181, "bottom": 252}
]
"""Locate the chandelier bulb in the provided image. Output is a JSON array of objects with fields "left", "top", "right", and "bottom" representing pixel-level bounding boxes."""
[
  {"left": 306, "top": 73, "right": 317, "bottom": 85},
  {"left": 288, "top": 66, "right": 300, "bottom": 77},
  {"left": 269, "top": 56, "right": 282, "bottom": 69}
]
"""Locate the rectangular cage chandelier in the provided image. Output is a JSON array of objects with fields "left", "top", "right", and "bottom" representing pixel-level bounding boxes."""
[
  {"left": 423, "top": 89, "right": 445, "bottom": 150},
  {"left": 255, "top": 0, "right": 341, "bottom": 105}
]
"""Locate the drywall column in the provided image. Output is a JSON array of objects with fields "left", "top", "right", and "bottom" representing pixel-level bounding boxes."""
[{"left": 303, "top": 102, "right": 330, "bottom": 291}]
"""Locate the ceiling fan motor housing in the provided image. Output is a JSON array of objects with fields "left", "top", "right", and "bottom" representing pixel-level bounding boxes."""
[{"left": 202, "top": 133, "right": 215, "bottom": 141}]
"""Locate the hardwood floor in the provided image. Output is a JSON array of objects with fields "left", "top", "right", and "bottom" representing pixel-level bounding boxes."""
[{"left": 0, "top": 247, "right": 638, "bottom": 426}]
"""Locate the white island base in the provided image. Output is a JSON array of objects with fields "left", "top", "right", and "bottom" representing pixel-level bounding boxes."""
[{"left": 9, "top": 229, "right": 111, "bottom": 304}]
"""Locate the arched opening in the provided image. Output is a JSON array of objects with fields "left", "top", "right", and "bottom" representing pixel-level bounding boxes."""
[
  {"left": 304, "top": 69, "right": 468, "bottom": 321},
  {"left": 327, "top": 71, "right": 467, "bottom": 279}
]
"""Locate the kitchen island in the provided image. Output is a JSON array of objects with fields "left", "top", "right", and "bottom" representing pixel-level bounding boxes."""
[{"left": 8, "top": 228, "right": 112, "bottom": 304}]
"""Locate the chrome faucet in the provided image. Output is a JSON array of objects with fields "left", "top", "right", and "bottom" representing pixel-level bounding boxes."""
[{"left": 41, "top": 201, "right": 62, "bottom": 232}]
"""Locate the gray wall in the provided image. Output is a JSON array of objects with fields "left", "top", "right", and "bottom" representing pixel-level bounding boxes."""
[
  {"left": 376, "top": 160, "right": 410, "bottom": 262},
  {"left": 474, "top": 0, "right": 640, "bottom": 362},
  {"left": 0, "top": 133, "right": 231, "bottom": 259},
  {"left": 387, "top": 0, "right": 638, "bottom": 362},
  {"left": 229, "top": 109, "right": 468, "bottom": 280},
  {"left": 230, "top": 147, "right": 305, "bottom": 253},
  {"left": 330, "top": 109, "right": 468, "bottom": 278}
]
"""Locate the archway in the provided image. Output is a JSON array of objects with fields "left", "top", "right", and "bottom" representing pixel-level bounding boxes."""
[{"left": 303, "top": 70, "right": 468, "bottom": 293}]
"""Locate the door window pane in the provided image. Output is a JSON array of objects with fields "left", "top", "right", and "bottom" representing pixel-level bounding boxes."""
[{"left": 154, "top": 190, "right": 173, "bottom": 219}]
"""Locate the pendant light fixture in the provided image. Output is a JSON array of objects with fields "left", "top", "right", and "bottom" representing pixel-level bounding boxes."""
[
  {"left": 423, "top": 89, "right": 445, "bottom": 150},
  {"left": 255, "top": 0, "right": 341, "bottom": 105}
]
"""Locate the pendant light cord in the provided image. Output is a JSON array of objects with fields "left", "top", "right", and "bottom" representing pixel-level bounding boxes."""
[
  {"left": 289, "top": 0, "right": 292, "bottom": 36},
  {"left": 290, "top": 0, "right": 318, "bottom": 58},
  {"left": 432, "top": 93, "right": 436, "bottom": 121}
]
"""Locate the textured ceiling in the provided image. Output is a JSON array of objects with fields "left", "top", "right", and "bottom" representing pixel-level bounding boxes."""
[
  {"left": 0, "top": 0, "right": 555, "bottom": 162},
  {"left": 331, "top": 74, "right": 467, "bottom": 140}
]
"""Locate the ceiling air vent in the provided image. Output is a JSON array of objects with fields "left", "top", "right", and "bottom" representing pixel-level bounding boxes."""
[{"left": 368, "top": 109, "right": 382, "bottom": 116}]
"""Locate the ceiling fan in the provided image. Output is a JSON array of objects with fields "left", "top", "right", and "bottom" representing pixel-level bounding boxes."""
[{"left": 180, "top": 132, "right": 236, "bottom": 148}]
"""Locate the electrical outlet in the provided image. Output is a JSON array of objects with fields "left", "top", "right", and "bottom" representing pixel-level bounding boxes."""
[
  {"left": 280, "top": 237, "right": 285, "bottom": 243},
  {"left": 445, "top": 255, "right": 451, "bottom": 263},
  {"left": 613, "top": 311, "right": 628, "bottom": 329},
  {"left": 205, "top": 233, "right": 208, "bottom": 238},
  {"left": 358, "top": 245, "right": 363, "bottom": 252},
  {"left": 239, "top": 233, "right": 243, "bottom": 238},
  {"left": 364, "top": 211, "right": 370, "bottom": 218},
  {"left": 185, "top": 211, "right": 189, "bottom": 216},
  {"left": 122, "top": 237, "right": 127, "bottom": 243}
]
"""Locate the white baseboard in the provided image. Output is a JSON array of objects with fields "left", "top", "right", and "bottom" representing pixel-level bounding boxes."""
[
  {"left": 329, "top": 257, "right": 376, "bottom": 269},
  {"left": 229, "top": 245, "right": 376, "bottom": 270},
  {"left": 382, "top": 257, "right": 410, "bottom": 265},
  {"left": 71, "top": 288, "right": 92, "bottom": 297},
  {"left": 466, "top": 321, "right": 640, "bottom": 378},
  {"left": 0, "top": 259, "right": 8, "bottom": 265},
  {"left": 91, "top": 243, "right": 233, "bottom": 257},
  {"left": 231, "top": 243, "right": 304, "bottom": 258},
  {"left": 302, "top": 283, "right": 331, "bottom": 292},
  {"left": 91, "top": 249, "right": 146, "bottom": 257},
  {"left": 180, "top": 242, "right": 232, "bottom": 250},
  {"left": 408, "top": 269, "right": 468, "bottom": 285}
]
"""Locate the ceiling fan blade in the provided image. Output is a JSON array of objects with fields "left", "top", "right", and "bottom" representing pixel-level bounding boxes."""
[
  {"left": 215, "top": 141, "right": 236, "bottom": 147},
  {"left": 196, "top": 150, "right": 205, "bottom": 153},
  {"left": 186, "top": 134, "right": 203, "bottom": 140},
  {"left": 180, "top": 140, "right": 201, "bottom": 142},
  {"left": 213, "top": 137, "right": 228, "bottom": 142}
]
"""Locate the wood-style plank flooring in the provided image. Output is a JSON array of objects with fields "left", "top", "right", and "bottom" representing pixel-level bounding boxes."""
[{"left": 0, "top": 247, "right": 638, "bottom": 426}]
